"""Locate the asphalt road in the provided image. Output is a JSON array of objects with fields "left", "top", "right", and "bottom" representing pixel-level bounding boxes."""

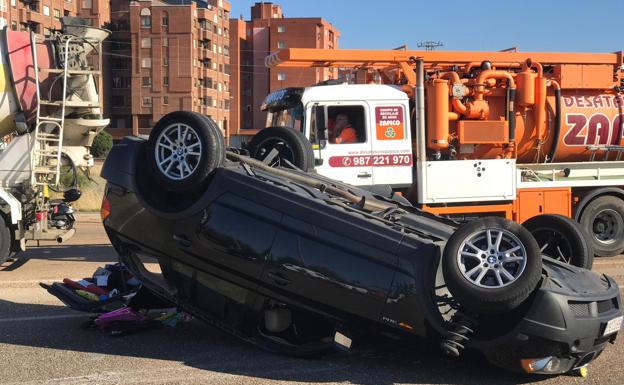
[{"left": 1, "top": 214, "right": 623, "bottom": 385}]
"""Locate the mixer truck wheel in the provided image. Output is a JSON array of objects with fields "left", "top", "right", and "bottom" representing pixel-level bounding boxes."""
[
  {"left": 579, "top": 196, "right": 624, "bottom": 257},
  {"left": 247, "top": 127, "right": 315, "bottom": 172},
  {"left": 442, "top": 217, "right": 542, "bottom": 315},
  {"left": 523, "top": 214, "right": 594, "bottom": 269},
  {"left": 146, "top": 111, "right": 225, "bottom": 193}
]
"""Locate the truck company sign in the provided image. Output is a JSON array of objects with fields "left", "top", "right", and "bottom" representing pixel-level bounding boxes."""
[
  {"left": 375, "top": 106, "right": 405, "bottom": 140},
  {"left": 563, "top": 94, "right": 624, "bottom": 146}
]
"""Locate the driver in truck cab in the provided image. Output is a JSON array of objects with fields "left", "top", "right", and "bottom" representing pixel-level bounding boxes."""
[{"left": 333, "top": 114, "right": 357, "bottom": 144}]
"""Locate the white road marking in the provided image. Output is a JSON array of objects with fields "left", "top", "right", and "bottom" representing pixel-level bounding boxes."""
[{"left": 0, "top": 313, "right": 86, "bottom": 323}]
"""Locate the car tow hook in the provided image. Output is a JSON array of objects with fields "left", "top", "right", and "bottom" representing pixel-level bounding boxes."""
[{"left": 440, "top": 313, "right": 477, "bottom": 357}]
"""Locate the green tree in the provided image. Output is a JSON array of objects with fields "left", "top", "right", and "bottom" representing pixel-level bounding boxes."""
[{"left": 90, "top": 130, "right": 113, "bottom": 158}]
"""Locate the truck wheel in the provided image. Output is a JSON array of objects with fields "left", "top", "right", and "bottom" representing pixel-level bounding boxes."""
[
  {"left": 146, "top": 111, "right": 224, "bottom": 193},
  {"left": 247, "top": 127, "right": 315, "bottom": 172},
  {"left": 442, "top": 217, "right": 542, "bottom": 315},
  {"left": 523, "top": 214, "right": 594, "bottom": 269},
  {"left": 0, "top": 216, "right": 12, "bottom": 265},
  {"left": 579, "top": 196, "right": 624, "bottom": 257}
]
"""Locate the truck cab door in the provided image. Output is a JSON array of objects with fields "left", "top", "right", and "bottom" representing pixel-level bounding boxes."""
[
  {"left": 307, "top": 103, "right": 374, "bottom": 186},
  {"left": 370, "top": 103, "right": 413, "bottom": 188}
]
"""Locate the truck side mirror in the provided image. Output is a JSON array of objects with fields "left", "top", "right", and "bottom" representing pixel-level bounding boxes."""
[{"left": 313, "top": 104, "right": 327, "bottom": 140}]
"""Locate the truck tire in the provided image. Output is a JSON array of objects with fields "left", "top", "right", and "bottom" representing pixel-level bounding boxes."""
[
  {"left": 523, "top": 214, "right": 594, "bottom": 269},
  {"left": 442, "top": 217, "right": 542, "bottom": 315},
  {"left": 146, "top": 111, "right": 224, "bottom": 193},
  {"left": 0, "top": 216, "right": 12, "bottom": 265},
  {"left": 247, "top": 127, "right": 315, "bottom": 172},
  {"left": 579, "top": 195, "right": 624, "bottom": 257}
]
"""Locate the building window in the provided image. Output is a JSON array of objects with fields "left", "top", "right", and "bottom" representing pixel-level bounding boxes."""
[
  {"left": 277, "top": 41, "right": 286, "bottom": 49},
  {"left": 43, "top": 5, "right": 49, "bottom": 15},
  {"left": 10, "top": 0, "right": 15, "bottom": 9},
  {"left": 162, "top": 15, "right": 168, "bottom": 27},
  {"left": 54, "top": 9, "right": 61, "bottom": 19},
  {"left": 163, "top": 56, "right": 168, "bottom": 66},
  {"left": 224, "top": 45, "right": 229, "bottom": 56},
  {"left": 82, "top": 0, "right": 91, "bottom": 9},
  {"left": 142, "top": 97, "right": 152, "bottom": 106},
  {"left": 10, "top": 21, "right": 16, "bottom": 31},
  {"left": 163, "top": 37, "right": 168, "bottom": 47},
  {"left": 141, "top": 38, "right": 151, "bottom": 48},
  {"left": 141, "top": 58, "right": 151, "bottom": 68},
  {"left": 277, "top": 25, "right": 286, "bottom": 33},
  {"left": 163, "top": 96, "right": 169, "bottom": 105},
  {"left": 142, "top": 76, "right": 151, "bottom": 86},
  {"left": 163, "top": 76, "right": 169, "bottom": 86},
  {"left": 140, "top": 8, "right": 151, "bottom": 28},
  {"left": 277, "top": 73, "right": 286, "bottom": 81},
  {"left": 112, "top": 97, "right": 125, "bottom": 107}
]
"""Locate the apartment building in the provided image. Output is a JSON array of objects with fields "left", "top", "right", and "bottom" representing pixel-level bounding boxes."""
[
  {"left": 229, "top": 2, "right": 339, "bottom": 141},
  {"left": 0, "top": 0, "right": 108, "bottom": 34},
  {"left": 107, "top": 0, "right": 231, "bottom": 138}
]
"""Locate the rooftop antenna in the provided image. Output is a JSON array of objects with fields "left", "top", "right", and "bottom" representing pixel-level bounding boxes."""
[{"left": 417, "top": 41, "right": 444, "bottom": 51}]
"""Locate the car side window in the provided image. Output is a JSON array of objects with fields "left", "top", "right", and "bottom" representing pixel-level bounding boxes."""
[{"left": 327, "top": 106, "right": 366, "bottom": 145}]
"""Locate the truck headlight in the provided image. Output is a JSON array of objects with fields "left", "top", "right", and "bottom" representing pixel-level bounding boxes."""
[{"left": 521, "top": 356, "right": 561, "bottom": 373}]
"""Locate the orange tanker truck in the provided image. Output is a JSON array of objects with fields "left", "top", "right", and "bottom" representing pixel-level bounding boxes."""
[{"left": 241, "top": 47, "right": 624, "bottom": 260}]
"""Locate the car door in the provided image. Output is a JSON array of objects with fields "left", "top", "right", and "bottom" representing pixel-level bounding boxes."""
[
  {"left": 169, "top": 190, "right": 282, "bottom": 321},
  {"left": 261, "top": 205, "right": 400, "bottom": 322},
  {"left": 309, "top": 103, "right": 374, "bottom": 186}
]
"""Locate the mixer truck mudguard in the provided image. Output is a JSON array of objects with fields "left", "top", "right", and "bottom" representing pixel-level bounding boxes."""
[
  {"left": 249, "top": 48, "right": 624, "bottom": 258},
  {"left": 0, "top": 19, "right": 109, "bottom": 263},
  {"left": 101, "top": 112, "right": 621, "bottom": 375}
]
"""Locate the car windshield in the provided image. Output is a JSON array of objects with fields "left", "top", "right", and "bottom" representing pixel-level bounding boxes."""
[{"left": 261, "top": 88, "right": 305, "bottom": 131}]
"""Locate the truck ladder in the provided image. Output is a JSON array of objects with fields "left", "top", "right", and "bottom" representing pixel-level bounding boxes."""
[{"left": 30, "top": 32, "right": 103, "bottom": 188}]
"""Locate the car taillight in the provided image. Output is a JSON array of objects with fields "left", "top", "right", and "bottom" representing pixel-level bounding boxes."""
[{"left": 101, "top": 195, "right": 111, "bottom": 222}]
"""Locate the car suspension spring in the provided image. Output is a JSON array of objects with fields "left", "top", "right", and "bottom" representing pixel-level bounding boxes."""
[{"left": 440, "top": 312, "right": 477, "bottom": 357}]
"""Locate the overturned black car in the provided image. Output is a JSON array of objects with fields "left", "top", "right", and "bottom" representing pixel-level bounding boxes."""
[{"left": 101, "top": 112, "right": 622, "bottom": 375}]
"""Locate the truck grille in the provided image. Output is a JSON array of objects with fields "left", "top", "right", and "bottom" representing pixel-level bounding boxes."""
[{"left": 569, "top": 301, "right": 590, "bottom": 317}]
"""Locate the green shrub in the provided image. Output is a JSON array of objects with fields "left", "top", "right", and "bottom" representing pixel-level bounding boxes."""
[{"left": 90, "top": 130, "right": 113, "bottom": 158}]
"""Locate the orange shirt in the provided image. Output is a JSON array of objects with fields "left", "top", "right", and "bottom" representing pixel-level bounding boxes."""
[{"left": 335, "top": 126, "right": 357, "bottom": 144}]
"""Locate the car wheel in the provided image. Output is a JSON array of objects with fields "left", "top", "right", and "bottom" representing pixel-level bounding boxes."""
[
  {"left": 146, "top": 111, "right": 224, "bottom": 193},
  {"left": 247, "top": 127, "right": 315, "bottom": 172},
  {"left": 523, "top": 214, "right": 594, "bottom": 269},
  {"left": 0, "top": 216, "right": 12, "bottom": 265},
  {"left": 442, "top": 217, "right": 542, "bottom": 315},
  {"left": 579, "top": 195, "right": 624, "bottom": 257}
]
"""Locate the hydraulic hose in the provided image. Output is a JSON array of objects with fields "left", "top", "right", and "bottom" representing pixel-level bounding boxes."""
[
  {"left": 49, "top": 152, "right": 78, "bottom": 192},
  {"left": 547, "top": 84, "right": 562, "bottom": 163}
]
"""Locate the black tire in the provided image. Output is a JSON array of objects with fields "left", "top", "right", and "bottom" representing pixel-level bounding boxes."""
[
  {"left": 247, "top": 127, "right": 315, "bottom": 172},
  {"left": 579, "top": 195, "right": 624, "bottom": 257},
  {"left": 442, "top": 217, "right": 542, "bottom": 315},
  {"left": 146, "top": 111, "right": 224, "bottom": 193},
  {"left": 523, "top": 214, "right": 594, "bottom": 269},
  {"left": 0, "top": 216, "right": 12, "bottom": 265}
]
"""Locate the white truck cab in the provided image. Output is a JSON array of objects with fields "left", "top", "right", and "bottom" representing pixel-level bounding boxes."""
[{"left": 262, "top": 84, "right": 413, "bottom": 188}]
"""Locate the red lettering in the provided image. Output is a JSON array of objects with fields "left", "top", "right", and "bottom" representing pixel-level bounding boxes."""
[
  {"left": 575, "top": 96, "right": 585, "bottom": 107},
  {"left": 586, "top": 114, "right": 611, "bottom": 145},
  {"left": 563, "top": 96, "right": 575, "bottom": 108},
  {"left": 564, "top": 114, "right": 587, "bottom": 145},
  {"left": 614, "top": 114, "right": 624, "bottom": 145}
]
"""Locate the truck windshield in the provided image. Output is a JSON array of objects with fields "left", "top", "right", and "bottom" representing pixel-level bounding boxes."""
[
  {"left": 261, "top": 87, "right": 305, "bottom": 131},
  {"left": 265, "top": 104, "right": 303, "bottom": 131}
]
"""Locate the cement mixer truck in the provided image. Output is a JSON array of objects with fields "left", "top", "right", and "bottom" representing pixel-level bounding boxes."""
[
  {"left": 243, "top": 48, "right": 624, "bottom": 260},
  {"left": 0, "top": 18, "right": 109, "bottom": 263}
]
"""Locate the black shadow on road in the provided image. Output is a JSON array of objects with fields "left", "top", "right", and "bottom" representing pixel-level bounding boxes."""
[
  {"left": 0, "top": 245, "right": 117, "bottom": 272},
  {"left": 0, "top": 299, "right": 554, "bottom": 385}
]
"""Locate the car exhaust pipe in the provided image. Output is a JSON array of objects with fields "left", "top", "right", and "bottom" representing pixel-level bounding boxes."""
[{"left": 57, "top": 229, "right": 75, "bottom": 243}]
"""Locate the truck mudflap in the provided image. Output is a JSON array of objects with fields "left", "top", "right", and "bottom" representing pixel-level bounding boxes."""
[{"left": 469, "top": 258, "right": 621, "bottom": 374}]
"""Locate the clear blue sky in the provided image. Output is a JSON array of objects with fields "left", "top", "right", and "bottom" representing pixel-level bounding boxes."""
[{"left": 230, "top": 0, "right": 624, "bottom": 52}]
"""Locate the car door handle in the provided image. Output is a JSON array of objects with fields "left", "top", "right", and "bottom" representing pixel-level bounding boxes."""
[
  {"left": 357, "top": 172, "right": 372, "bottom": 178},
  {"left": 268, "top": 272, "right": 290, "bottom": 287},
  {"left": 173, "top": 234, "right": 192, "bottom": 248}
]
